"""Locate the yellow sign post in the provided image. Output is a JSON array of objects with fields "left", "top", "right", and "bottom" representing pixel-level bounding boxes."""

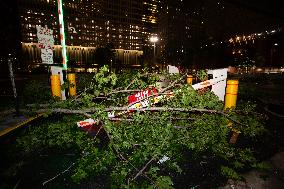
[
  {"left": 67, "top": 73, "right": 76, "bottom": 97},
  {"left": 224, "top": 80, "right": 239, "bottom": 144},
  {"left": 187, "top": 75, "right": 193, "bottom": 85},
  {"left": 50, "top": 74, "right": 61, "bottom": 99}
]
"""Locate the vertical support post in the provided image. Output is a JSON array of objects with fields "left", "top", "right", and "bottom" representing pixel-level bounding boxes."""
[
  {"left": 50, "top": 66, "right": 66, "bottom": 100},
  {"left": 224, "top": 80, "right": 239, "bottom": 144},
  {"left": 153, "top": 42, "right": 156, "bottom": 64},
  {"left": 50, "top": 74, "right": 62, "bottom": 99},
  {"left": 8, "top": 58, "right": 20, "bottom": 116},
  {"left": 187, "top": 75, "right": 193, "bottom": 85},
  {"left": 67, "top": 73, "right": 76, "bottom": 97},
  {"left": 57, "top": 0, "right": 68, "bottom": 100},
  {"left": 57, "top": 0, "right": 68, "bottom": 70},
  {"left": 224, "top": 80, "right": 239, "bottom": 109}
]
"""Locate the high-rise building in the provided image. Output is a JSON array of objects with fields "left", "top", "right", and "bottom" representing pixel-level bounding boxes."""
[
  {"left": 142, "top": 0, "right": 160, "bottom": 33},
  {"left": 158, "top": 0, "right": 194, "bottom": 66},
  {"left": 16, "top": 0, "right": 160, "bottom": 70}
]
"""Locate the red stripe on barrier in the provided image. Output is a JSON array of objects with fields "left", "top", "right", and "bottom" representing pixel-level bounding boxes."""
[
  {"left": 201, "top": 81, "right": 210, "bottom": 86},
  {"left": 226, "top": 93, "right": 237, "bottom": 95}
]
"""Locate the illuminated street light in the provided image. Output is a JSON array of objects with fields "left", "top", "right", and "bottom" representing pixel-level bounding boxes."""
[
  {"left": 150, "top": 36, "right": 158, "bottom": 65},
  {"left": 150, "top": 36, "right": 158, "bottom": 43}
]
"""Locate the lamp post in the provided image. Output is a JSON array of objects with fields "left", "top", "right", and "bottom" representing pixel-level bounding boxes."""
[
  {"left": 270, "top": 43, "right": 278, "bottom": 66},
  {"left": 150, "top": 36, "right": 158, "bottom": 65}
]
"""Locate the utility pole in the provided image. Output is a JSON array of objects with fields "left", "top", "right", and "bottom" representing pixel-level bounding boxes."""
[{"left": 8, "top": 57, "right": 20, "bottom": 116}]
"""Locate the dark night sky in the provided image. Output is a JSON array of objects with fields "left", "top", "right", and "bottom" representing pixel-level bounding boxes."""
[
  {"left": 198, "top": 0, "right": 284, "bottom": 39},
  {"left": 0, "top": 0, "right": 21, "bottom": 57},
  {"left": 226, "top": 0, "right": 284, "bottom": 19}
]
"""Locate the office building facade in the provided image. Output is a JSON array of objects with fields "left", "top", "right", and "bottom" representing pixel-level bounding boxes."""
[{"left": 17, "top": 0, "right": 160, "bottom": 70}]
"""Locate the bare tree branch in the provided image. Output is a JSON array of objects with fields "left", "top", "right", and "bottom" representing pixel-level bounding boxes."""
[
  {"left": 160, "top": 75, "right": 187, "bottom": 93},
  {"left": 124, "top": 73, "right": 153, "bottom": 90},
  {"left": 106, "top": 107, "right": 223, "bottom": 114},
  {"left": 42, "top": 162, "right": 76, "bottom": 186},
  {"left": 34, "top": 107, "right": 223, "bottom": 115},
  {"left": 102, "top": 125, "right": 156, "bottom": 185},
  {"left": 125, "top": 78, "right": 138, "bottom": 90},
  {"left": 108, "top": 89, "right": 141, "bottom": 95},
  {"left": 132, "top": 157, "right": 156, "bottom": 181}
]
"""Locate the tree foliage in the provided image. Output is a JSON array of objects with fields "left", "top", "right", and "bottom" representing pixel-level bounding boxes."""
[{"left": 17, "top": 66, "right": 267, "bottom": 188}]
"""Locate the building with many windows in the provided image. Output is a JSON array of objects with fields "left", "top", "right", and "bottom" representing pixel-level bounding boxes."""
[
  {"left": 16, "top": 0, "right": 160, "bottom": 70},
  {"left": 158, "top": 0, "right": 284, "bottom": 69},
  {"left": 158, "top": 0, "right": 193, "bottom": 66}
]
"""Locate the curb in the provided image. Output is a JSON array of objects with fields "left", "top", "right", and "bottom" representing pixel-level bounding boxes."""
[{"left": 0, "top": 113, "right": 44, "bottom": 137}]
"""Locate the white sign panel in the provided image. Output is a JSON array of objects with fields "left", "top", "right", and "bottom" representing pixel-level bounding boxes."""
[
  {"left": 36, "top": 25, "right": 54, "bottom": 64},
  {"left": 167, "top": 65, "right": 179, "bottom": 74},
  {"left": 50, "top": 66, "right": 66, "bottom": 100},
  {"left": 192, "top": 68, "right": 228, "bottom": 101}
]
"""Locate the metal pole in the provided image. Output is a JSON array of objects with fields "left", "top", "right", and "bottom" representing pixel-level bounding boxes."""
[
  {"left": 57, "top": 0, "right": 68, "bottom": 99},
  {"left": 8, "top": 58, "right": 20, "bottom": 116},
  {"left": 270, "top": 47, "right": 273, "bottom": 66},
  {"left": 57, "top": 0, "right": 68, "bottom": 70},
  {"left": 153, "top": 42, "right": 156, "bottom": 64}
]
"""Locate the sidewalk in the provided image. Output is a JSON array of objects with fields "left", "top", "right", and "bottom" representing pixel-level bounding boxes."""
[
  {"left": 0, "top": 110, "right": 41, "bottom": 137},
  {"left": 220, "top": 152, "right": 284, "bottom": 189}
]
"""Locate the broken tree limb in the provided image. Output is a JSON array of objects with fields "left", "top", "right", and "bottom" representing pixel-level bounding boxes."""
[
  {"left": 35, "top": 107, "right": 223, "bottom": 115},
  {"left": 160, "top": 75, "right": 187, "bottom": 93},
  {"left": 132, "top": 157, "right": 156, "bottom": 181},
  {"left": 108, "top": 89, "right": 141, "bottom": 95}
]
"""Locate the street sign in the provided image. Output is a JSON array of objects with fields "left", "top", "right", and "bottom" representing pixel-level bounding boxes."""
[
  {"left": 36, "top": 25, "right": 54, "bottom": 64},
  {"left": 128, "top": 88, "right": 158, "bottom": 109}
]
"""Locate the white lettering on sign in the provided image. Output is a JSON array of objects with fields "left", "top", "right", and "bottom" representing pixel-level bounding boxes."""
[
  {"left": 128, "top": 88, "right": 158, "bottom": 109},
  {"left": 36, "top": 25, "right": 54, "bottom": 64},
  {"left": 77, "top": 118, "right": 96, "bottom": 127}
]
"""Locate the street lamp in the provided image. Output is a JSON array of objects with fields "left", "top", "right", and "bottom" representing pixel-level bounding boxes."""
[
  {"left": 150, "top": 36, "right": 158, "bottom": 65},
  {"left": 270, "top": 43, "right": 279, "bottom": 66}
]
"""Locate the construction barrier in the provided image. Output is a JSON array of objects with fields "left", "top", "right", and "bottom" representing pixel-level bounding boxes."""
[
  {"left": 224, "top": 79, "right": 239, "bottom": 144},
  {"left": 224, "top": 80, "right": 239, "bottom": 109},
  {"left": 50, "top": 74, "right": 61, "bottom": 99},
  {"left": 187, "top": 75, "right": 193, "bottom": 85},
  {"left": 67, "top": 73, "right": 76, "bottom": 97}
]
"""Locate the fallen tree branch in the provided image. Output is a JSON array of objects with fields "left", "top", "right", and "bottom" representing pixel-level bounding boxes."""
[
  {"left": 106, "top": 107, "right": 223, "bottom": 114},
  {"left": 26, "top": 104, "right": 50, "bottom": 108},
  {"left": 108, "top": 89, "right": 141, "bottom": 95},
  {"left": 42, "top": 119, "right": 103, "bottom": 186},
  {"left": 34, "top": 107, "right": 223, "bottom": 115},
  {"left": 109, "top": 117, "right": 196, "bottom": 122},
  {"left": 102, "top": 125, "right": 156, "bottom": 185},
  {"left": 160, "top": 75, "right": 187, "bottom": 93},
  {"left": 219, "top": 112, "right": 248, "bottom": 127},
  {"left": 132, "top": 157, "right": 156, "bottom": 181},
  {"left": 42, "top": 162, "right": 76, "bottom": 186},
  {"left": 125, "top": 78, "right": 138, "bottom": 90},
  {"left": 33, "top": 107, "right": 248, "bottom": 128},
  {"left": 124, "top": 73, "right": 153, "bottom": 90}
]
